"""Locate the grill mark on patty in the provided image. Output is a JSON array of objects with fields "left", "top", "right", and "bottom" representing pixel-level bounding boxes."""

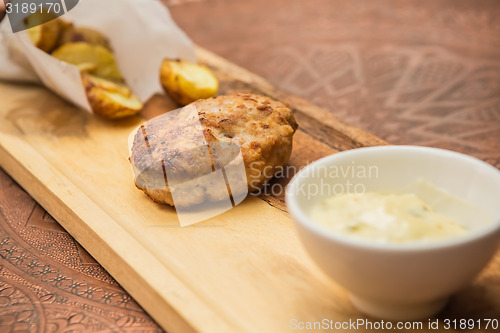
[{"left": 141, "top": 125, "right": 150, "bottom": 149}]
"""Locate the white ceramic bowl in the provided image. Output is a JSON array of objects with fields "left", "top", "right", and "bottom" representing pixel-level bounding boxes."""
[{"left": 286, "top": 146, "right": 500, "bottom": 320}]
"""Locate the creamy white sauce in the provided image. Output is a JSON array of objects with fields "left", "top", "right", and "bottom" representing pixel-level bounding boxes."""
[{"left": 311, "top": 191, "right": 468, "bottom": 244}]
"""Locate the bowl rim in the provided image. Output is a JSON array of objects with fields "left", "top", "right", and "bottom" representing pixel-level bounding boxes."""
[{"left": 285, "top": 145, "right": 500, "bottom": 251}]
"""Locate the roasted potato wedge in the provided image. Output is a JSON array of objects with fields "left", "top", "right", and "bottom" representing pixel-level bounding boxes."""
[
  {"left": 52, "top": 42, "right": 123, "bottom": 81},
  {"left": 160, "top": 59, "right": 218, "bottom": 105},
  {"left": 85, "top": 74, "right": 132, "bottom": 96},
  {"left": 76, "top": 62, "right": 98, "bottom": 73},
  {"left": 25, "top": 12, "right": 61, "bottom": 53},
  {"left": 82, "top": 73, "right": 142, "bottom": 119},
  {"left": 59, "top": 26, "right": 111, "bottom": 50},
  {"left": 56, "top": 18, "right": 74, "bottom": 41}
]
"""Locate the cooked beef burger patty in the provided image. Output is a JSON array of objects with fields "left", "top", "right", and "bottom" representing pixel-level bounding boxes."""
[{"left": 130, "top": 93, "right": 298, "bottom": 206}]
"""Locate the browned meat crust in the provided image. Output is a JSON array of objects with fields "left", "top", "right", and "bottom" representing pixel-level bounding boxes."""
[{"left": 130, "top": 93, "right": 298, "bottom": 206}]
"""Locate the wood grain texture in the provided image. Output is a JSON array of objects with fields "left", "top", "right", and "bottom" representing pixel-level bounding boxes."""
[{"left": 0, "top": 47, "right": 498, "bottom": 333}]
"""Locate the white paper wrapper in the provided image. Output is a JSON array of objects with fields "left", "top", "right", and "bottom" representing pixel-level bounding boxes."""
[{"left": 0, "top": 0, "right": 196, "bottom": 112}]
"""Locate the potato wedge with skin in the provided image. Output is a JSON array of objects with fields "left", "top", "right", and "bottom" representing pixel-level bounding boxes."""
[
  {"left": 52, "top": 42, "right": 123, "bottom": 81},
  {"left": 59, "top": 26, "right": 112, "bottom": 50},
  {"left": 56, "top": 18, "right": 74, "bottom": 42},
  {"left": 160, "top": 59, "right": 218, "bottom": 105},
  {"left": 82, "top": 73, "right": 142, "bottom": 119},
  {"left": 25, "top": 13, "right": 61, "bottom": 53},
  {"left": 85, "top": 74, "right": 132, "bottom": 96},
  {"left": 76, "top": 62, "right": 98, "bottom": 73}
]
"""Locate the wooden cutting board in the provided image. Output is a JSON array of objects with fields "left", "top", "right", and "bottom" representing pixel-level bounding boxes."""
[{"left": 0, "top": 48, "right": 498, "bottom": 333}]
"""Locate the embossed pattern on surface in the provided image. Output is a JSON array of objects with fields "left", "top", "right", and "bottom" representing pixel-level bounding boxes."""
[
  {"left": 0, "top": 0, "right": 499, "bottom": 331},
  {"left": 0, "top": 169, "right": 162, "bottom": 332},
  {"left": 254, "top": 45, "right": 500, "bottom": 167},
  {"left": 169, "top": 0, "right": 500, "bottom": 169}
]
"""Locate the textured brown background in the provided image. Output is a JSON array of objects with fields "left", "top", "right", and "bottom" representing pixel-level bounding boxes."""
[
  {"left": 168, "top": 0, "right": 500, "bottom": 169},
  {"left": 0, "top": 0, "right": 499, "bottom": 331}
]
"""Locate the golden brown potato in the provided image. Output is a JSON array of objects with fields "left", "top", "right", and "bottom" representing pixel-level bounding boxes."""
[
  {"left": 84, "top": 74, "right": 132, "bottom": 96},
  {"left": 58, "top": 26, "right": 112, "bottom": 50},
  {"left": 82, "top": 73, "right": 142, "bottom": 119},
  {"left": 56, "top": 18, "right": 74, "bottom": 40},
  {"left": 24, "top": 15, "right": 140, "bottom": 120},
  {"left": 52, "top": 42, "right": 123, "bottom": 81},
  {"left": 25, "top": 13, "right": 61, "bottom": 53},
  {"left": 160, "top": 59, "right": 218, "bottom": 106},
  {"left": 75, "top": 62, "right": 98, "bottom": 73}
]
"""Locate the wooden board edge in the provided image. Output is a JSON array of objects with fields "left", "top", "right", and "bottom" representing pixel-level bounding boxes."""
[
  {"left": 0, "top": 136, "right": 237, "bottom": 333},
  {"left": 0, "top": 47, "right": 390, "bottom": 333}
]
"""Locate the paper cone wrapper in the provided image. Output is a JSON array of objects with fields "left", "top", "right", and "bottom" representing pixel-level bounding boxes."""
[{"left": 0, "top": 0, "right": 196, "bottom": 112}]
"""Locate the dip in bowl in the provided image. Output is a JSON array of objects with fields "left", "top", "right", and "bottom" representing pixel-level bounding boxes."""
[{"left": 286, "top": 146, "right": 500, "bottom": 320}]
